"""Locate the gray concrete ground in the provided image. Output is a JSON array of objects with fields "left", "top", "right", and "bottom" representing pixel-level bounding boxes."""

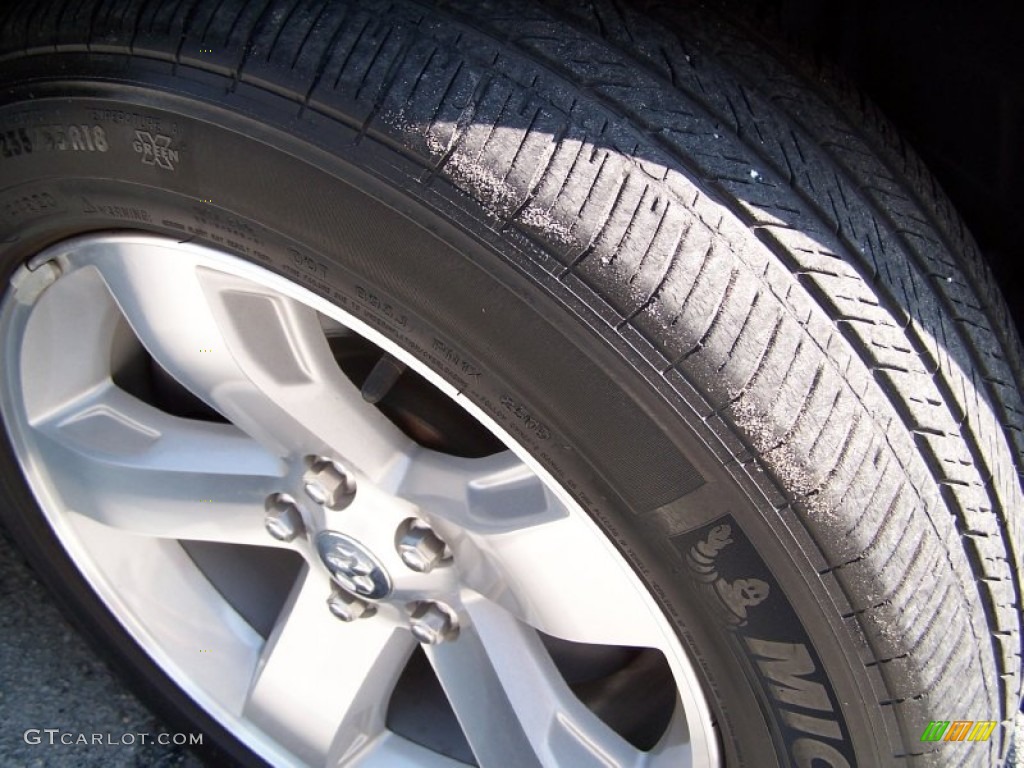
[{"left": 0, "top": 523, "right": 1020, "bottom": 767}]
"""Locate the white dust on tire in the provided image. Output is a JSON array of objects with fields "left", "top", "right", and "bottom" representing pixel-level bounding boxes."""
[{"left": 383, "top": 113, "right": 575, "bottom": 247}]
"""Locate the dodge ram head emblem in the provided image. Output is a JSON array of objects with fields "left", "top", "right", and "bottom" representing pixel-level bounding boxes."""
[{"left": 316, "top": 531, "right": 392, "bottom": 600}]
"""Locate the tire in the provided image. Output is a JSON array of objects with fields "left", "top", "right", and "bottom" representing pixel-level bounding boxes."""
[{"left": 0, "top": 1, "right": 1021, "bottom": 767}]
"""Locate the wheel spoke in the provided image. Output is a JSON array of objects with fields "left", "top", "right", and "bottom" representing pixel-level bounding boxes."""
[
  {"left": 401, "top": 450, "right": 666, "bottom": 646},
  {"left": 87, "top": 243, "right": 410, "bottom": 479},
  {"left": 31, "top": 382, "right": 287, "bottom": 545},
  {"left": 426, "top": 597, "right": 642, "bottom": 768},
  {"left": 340, "top": 731, "right": 472, "bottom": 767},
  {"left": 647, "top": 703, "right": 697, "bottom": 766},
  {"left": 398, "top": 449, "right": 565, "bottom": 534},
  {"left": 244, "top": 568, "right": 415, "bottom": 767}
]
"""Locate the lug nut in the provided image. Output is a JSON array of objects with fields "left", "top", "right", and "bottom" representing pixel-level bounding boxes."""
[
  {"left": 264, "top": 495, "right": 304, "bottom": 542},
  {"left": 327, "top": 589, "right": 374, "bottom": 622},
  {"left": 397, "top": 521, "right": 449, "bottom": 573},
  {"left": 303, "top": 457, "right": 356, "bottom": 510},
  {"left": 408, "top": 601, "right": 458, "bottom": 644}
]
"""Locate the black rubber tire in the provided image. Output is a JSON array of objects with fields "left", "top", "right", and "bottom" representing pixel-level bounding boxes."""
[{"left": 0, "top": 1, "right": 1021, "bottom": 767}]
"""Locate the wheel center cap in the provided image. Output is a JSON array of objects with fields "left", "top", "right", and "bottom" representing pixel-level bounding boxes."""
[{"left": 316, "top": 531, "right": 392, "bottom": 600}]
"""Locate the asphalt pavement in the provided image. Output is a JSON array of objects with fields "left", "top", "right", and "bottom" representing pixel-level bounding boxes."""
[
  {"left": 0, "top": 528, "right": 203, "bottom": 767},
  {"left": 0, "top": 523, "right": 1020, "bottom": 767}
]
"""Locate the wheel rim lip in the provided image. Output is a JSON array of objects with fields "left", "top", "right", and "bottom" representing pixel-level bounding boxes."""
[{"left": 0, "top": 233, "right": 720, "bottom": 767}]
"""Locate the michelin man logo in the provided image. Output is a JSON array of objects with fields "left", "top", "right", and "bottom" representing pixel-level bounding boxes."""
[{"left": 686, "top": 524, "right": 770, "bottom": 627}]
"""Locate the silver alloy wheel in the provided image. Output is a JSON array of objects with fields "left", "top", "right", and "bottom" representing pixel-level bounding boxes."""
[{"left": 0, "top": 234, "right": 720, "bottom": 768}]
